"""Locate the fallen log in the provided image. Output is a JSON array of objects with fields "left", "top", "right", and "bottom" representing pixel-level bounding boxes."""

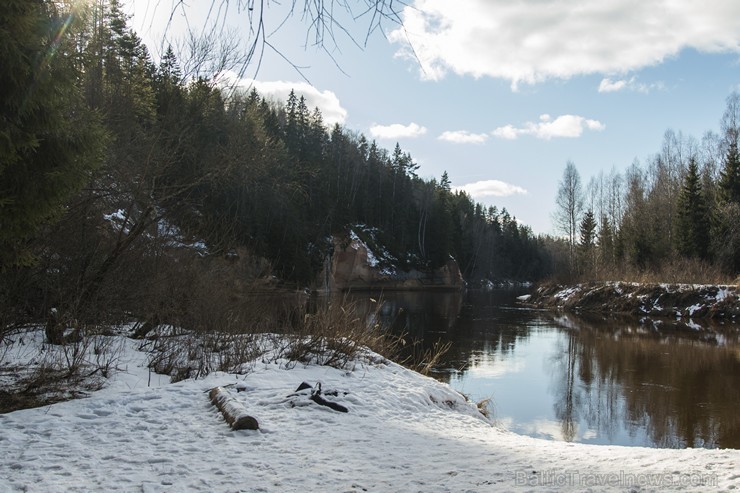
[{"left": 209, "top": 386, "right": 259, "bottom": 430}]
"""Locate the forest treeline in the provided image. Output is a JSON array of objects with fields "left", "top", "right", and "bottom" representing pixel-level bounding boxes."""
[
  {"left": 1, "top": 1, "right": 546, "bottom": 331},
  {"left": 1, "top": 1, "right": 738, "bottom": 335},
  {"left": 552, "top": 95, "right": 740, "bottom": 283}
]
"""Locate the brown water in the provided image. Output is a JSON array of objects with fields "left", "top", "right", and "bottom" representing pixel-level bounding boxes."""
[{"left": 344, "top": 289, "right": 740, "bottom": 449}]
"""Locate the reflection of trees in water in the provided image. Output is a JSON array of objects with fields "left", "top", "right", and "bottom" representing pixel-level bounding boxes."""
[
  {"left": 550, "top": 330, "right": 626, "bottom": 443},
  {"left": 342, "top": 289, "right": 535, "bottom": 382},
  {"left": 342, "top": 290, "right": 464, "bottom": 335},
  {"left": 550, "top": 314, "right": 740, "bottom": 448},
  {"left": 449, "top": 290, "right": 538, "bottom": 378},
  {"left": 327, "top": 291, "right": 740, "bottom": 448},
  {"left": 551, "top": 334, "right": 580, "bottom": 441}
]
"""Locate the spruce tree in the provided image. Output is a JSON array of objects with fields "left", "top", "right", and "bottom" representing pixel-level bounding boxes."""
[
  {"left": 0, "top": 0, "right": 105, "bottom": 267},
  {"left": 718, "top": 141, "right": 740, "bottom": 204},
  {"left": 579, "top": 210, "right": 597, "bottom": 248},
  {"left": 711, "top": 142, "right": 740, "bottom": 273},
  {"left": 675, "top": 158, "right": 710, "bottom": 259},
  {"left": 578, "top": 209, "right": 597, "bottom": 276}
]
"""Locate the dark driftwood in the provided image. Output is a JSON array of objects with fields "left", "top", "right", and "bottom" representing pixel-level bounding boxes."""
[
  {"left": 209, "top": 387, "right": 259, "bottom": 430},
  {"left": 295, "top": 382, "right": 349, "bottom": 413},
  {"left": 310, "top": 393, "right": 348, "bottom": 413}
]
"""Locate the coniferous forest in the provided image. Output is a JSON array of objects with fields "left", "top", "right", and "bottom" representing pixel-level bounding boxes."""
[
  {"left": 1, "top": 1, "right": 547, "bottom": 331},
  {"left": 1, "top": 1, "right": 738, "bottom": 334}
]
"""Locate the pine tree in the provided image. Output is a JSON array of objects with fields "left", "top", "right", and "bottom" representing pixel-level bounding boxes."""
[{"left": 675, "top": 158, "right": 710, "bottom": 259}]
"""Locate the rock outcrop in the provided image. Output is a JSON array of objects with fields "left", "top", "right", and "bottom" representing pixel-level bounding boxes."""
[{"left": 321, "top": 233, "right": 464, "bottom": 292}]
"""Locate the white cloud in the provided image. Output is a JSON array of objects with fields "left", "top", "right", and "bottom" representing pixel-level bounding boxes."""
[
  {"left": 453, "top": 179, "right": 527, "bottom": 198},
  {"left": 369, "top": 122, "right": 428, "bottom": 139},
  {"left": 217, "top": 72, "right": 348, "bottom": 126},
  {"left": 438, "top": 130, "right": 488, "bottom": 144},
  {"left": 598, "top": 77, "right": 664, "bottom": 94},
  {"left": 598, "top": 78, "right": 629, "bottom": 93},
  {"left": 492, "top": 114, "right": 605, "bottom": 140},
  {"left": 490, "top": 125, "right": 519, "bottom": 140},
  {"left": 389, "top": 0, "right": 740, "bottom": 88}
]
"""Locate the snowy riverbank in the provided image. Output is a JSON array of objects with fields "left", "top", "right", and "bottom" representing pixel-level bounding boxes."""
[
  {"left": 525, "top": 282, "right": 740, "bottom": 322},
  {"left": 1, "top": 329, "right": 739, "bottom": 492}
]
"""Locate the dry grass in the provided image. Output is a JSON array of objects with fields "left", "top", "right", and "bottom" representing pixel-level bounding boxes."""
[
  {"left": 475, "top": 397, "right": 493, "bottom": 419},
  {"left": 274, "top": 299, "right": 400, "bottom": 370},
  {"left": 579, "top": 257, "right": 737, "bottom": 286},
  {"left": 397, "top": 338, "right": 453, "bottom": 376},
  {"left": 143, "top": 296, "right": 455, "bottom": 381},
  {"left": 3, "top": 293, "right": 456, "bottom": 409}
]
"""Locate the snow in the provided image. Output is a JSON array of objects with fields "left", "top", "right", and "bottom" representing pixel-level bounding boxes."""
[
  {"left": 716, "top": 288, "right": 732, "bottom": 301},
  {"left": 349, "top": 225, "right": 398, "bottom": 275},
  {"left": 103, "top": 209, "right": 127, "bottom": 223},
  {"left": 349, "top": 229, "right": 381, "bottom": 268},
  {"left": 554, "top": 286, "right": 580, "bottom": 300},
  {"left": 688, "top": 303, "right": 704, "bottom": 316},
  {"left": 156, "top": 218, "right": 209, "bottom": 254},
  {"left": 1, "top": 329, "right": 739, "bottom": 492},
  {"left": 686, "top": 320, "right": 703, "bottom": 331},
  {"left": 102, "top": 209, "right": 131, "bottom": 235},
  {"left": 102, "top": 211, "right": 209, "bottom": 254}
]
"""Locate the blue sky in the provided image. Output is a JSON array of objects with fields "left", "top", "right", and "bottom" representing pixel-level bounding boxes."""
[{"left": 124, "top": 0, "right": 740, "bottom": 235}]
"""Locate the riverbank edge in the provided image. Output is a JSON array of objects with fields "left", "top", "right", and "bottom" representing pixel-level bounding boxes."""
[
  {"left": 3, "top": 326, "right": 740, "bottom": 492},
  {"left": 523, "top": 281, "right": 740, "bottom": 322}
]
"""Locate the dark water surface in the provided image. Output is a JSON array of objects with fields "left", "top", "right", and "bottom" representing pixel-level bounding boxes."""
[{"left": 344, "top": 289, "right": 740, "bottom": 449}]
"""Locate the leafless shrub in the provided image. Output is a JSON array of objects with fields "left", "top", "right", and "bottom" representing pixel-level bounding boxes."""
[
  {"left": 0, "top": 327, "right": 126, "bottom": 412},
  {"left": 36, "top": 325, "right": 126, "bottom": 380},
  {"left": 270, "top": 299, "right": 401, "bottom": 370},
  {"left": 144, "top": 326, "right": 266, "bottom": 383}
]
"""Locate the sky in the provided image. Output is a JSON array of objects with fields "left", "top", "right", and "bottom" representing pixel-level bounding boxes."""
[{"left": 123, "top": 0, "right": 740, "bottom": 235}]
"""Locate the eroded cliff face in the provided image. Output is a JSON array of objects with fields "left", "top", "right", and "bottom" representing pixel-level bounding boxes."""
[{"left": 321, "top": 234, "right": 464, "bottom": 291}]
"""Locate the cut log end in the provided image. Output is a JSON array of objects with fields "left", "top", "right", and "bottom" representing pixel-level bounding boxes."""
[{"left": 232, "top": 415, "right": 260, "bottom": 431}]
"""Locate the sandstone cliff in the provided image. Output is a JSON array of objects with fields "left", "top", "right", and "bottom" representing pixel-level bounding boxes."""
[{"left": 321, "top": 231, "right": 464, "bottom": 292}]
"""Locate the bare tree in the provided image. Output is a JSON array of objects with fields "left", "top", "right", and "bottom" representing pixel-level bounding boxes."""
[
  {"left": 721, "top": 91, "right": 740, "bottom": 150},
  {"left": 553, "top": 161, "right": 584, "bottom": 275},
  {"left": 606, "top": 166, "right": 624, "bottom": 231}
]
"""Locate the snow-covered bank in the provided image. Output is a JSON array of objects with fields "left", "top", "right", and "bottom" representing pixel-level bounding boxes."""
[
  {"left": 526, "top": 282, "right": 740, "bottom": 322},
  {"left": 1, "top": 330, "right": 739, "bottom": 492}
]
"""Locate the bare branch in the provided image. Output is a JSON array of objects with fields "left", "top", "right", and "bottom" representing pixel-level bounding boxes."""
[{"left": 153, "top": 0, "right": 409, "bottom": 82}]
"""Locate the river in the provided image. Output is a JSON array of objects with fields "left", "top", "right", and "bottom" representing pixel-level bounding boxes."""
[{"left": 343, "top": 288, "right": 740, "bottom": 449}]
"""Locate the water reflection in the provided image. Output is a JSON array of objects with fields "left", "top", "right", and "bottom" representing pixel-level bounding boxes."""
[
  {"left": 551, "top": 314, "right": 740, "bottom": 448},
  {"left": 342, "top": 289, "right": 740, "bottom": 449}
]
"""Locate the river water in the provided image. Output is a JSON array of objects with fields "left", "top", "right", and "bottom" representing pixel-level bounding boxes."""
[{"left": 343, "top": 289, "right": 740, "bottom": 449}]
